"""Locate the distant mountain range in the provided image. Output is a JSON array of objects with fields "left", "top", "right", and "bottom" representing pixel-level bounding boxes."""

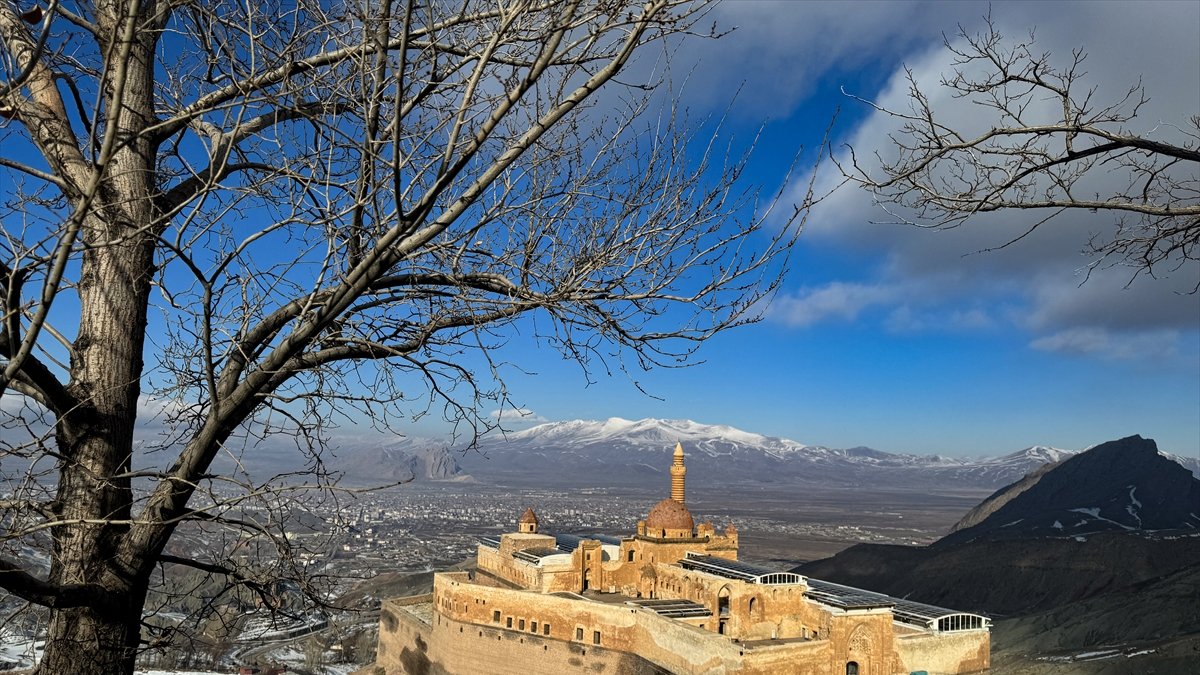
[
  {"left": 335, "top": 444, "right": 470, "bottom": 484},
  {"left": 362, "top": 417, "right": 1197, "bottom": 490}
]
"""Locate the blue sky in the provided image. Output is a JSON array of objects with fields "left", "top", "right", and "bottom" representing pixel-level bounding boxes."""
[
  {"left": 4, "top": 1, "right": 1194, "bottom": 462},
  {"left": 420, "top": 0, "right": 1200, "bottom": 458}
]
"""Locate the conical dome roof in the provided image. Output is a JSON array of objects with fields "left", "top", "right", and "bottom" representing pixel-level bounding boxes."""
[{"left": 519, "top": 507, "right": 538, "bottom": 524}]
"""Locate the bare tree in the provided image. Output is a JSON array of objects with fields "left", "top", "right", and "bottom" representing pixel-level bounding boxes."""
[
  {"left": 839, "top": 19, "right": 1199, "bottom": 282},
  {"left": 0, "top": 1, "right": 807, "bottom": 673}
]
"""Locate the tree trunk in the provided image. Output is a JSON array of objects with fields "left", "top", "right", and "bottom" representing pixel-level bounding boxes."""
[
  {"left": 37, "top": 584, "right": 148, "bottom": 675},
  {"left": 36, "top": 232, "right": 157, "bottom": 675},
  {"left": 34, "top": 5, "right": 163, "bottom": 671}
]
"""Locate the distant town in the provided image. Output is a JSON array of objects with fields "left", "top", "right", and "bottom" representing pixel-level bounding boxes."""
[{"left": 272, "top": 481, "right": 954, "bottom": 579}]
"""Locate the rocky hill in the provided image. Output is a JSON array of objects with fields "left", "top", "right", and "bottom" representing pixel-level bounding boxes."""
[
  {"left": 939, "top": 435, "right": 1200, "bottom": 547},
  {"left": 338, "top": 444, "right": 470, "bottom": 484},
  {"left": 949, "top": 461, "right": 1062, "bottom": 533}
]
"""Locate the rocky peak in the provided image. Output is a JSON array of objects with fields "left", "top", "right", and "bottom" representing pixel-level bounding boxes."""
[{"left": 940, "top": 435, "right": 1200, "bottom": 546}]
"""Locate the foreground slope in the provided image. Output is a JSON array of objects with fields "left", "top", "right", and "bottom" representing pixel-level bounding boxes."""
[{"left": 988, "top": 564, "right": 1200, "bottom": 674}]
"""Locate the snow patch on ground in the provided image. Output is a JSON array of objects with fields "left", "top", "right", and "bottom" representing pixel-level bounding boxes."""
[
  {"left": 1069, "top": 507, "right": 1135, "bottom": 531},
  {"left": 0, "top": 632, "right": 42, "bottom": 670},
  {"left": 1127, "top": 486, "right": 1142, "bottom": 508},
  {"left": 1035, "top": 647, "right": 1157, "bottom": 663},
  {"left": 1125, "top": 486, "right": 1143, "bottom": 527},
  {"left": 136, "top": 671, "right": 226, "bottom": 675}
]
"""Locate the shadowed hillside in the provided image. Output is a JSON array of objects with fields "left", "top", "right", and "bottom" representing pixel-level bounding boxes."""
[
  {"left": 796, "top": 531, "right": 1200, "bottom": 617},
  {"left": 939, "top": 436, "right": 1199, "bottom": 547}
]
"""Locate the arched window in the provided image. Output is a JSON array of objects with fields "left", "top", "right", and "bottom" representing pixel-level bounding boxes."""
[
  {"left": 748, "top": 596, "right": 758, "bottom": 616},
  {"left": 846, "top": 662, "right": 859, "bottom": 675}
]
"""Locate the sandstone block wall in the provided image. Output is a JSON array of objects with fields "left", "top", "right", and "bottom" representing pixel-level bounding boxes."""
[
  {"left": 894, "top": 628, "right": 991, "bottom": 674},
  {"left": 375, "top": 579, "right": 986, "bottom": 675}
]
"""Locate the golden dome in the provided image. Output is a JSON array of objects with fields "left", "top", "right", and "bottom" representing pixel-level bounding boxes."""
[
  {"left": 645, "top": 498, "right": 694, "bottom": 533},
  {"left": 519, "top": 507, "right": 538, "bottom": 524}
]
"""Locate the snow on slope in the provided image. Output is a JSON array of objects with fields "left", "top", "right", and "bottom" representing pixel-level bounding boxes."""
[
  {"left": 506, "top": 417, "right": 813, "bottom": 460},
  {"left": 453, "top": 417, "right": 1093, "bottom": 488},
  {"left": 506, "top": 418, "right": 1076, "bottom": 468}
]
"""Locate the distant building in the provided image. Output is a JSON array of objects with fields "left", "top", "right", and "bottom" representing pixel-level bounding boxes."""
[{"left": 371, "top": 443, "right": 989, "bottom": 674}]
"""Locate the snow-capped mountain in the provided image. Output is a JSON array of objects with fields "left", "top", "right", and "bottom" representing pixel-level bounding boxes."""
[
  {"left": 503, "top": 417, "right": 812, "bottom": 461},
  {"left": 446, "top": 417, "right": 1104, "bottom": 490},
  {"left": 928, "top": 445, "right": 1075, "bottom": 486},
  {"left": 1006, "top": 445, "right": 1074, "bottom": 464}
]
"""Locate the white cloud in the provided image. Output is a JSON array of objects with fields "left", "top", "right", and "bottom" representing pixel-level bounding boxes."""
[
  {"left": 768, "top": 282, "right": 901, "bottom": 327},
  {"left": 885, "top": 306, "right": 996, "bottom": 334},
  {"left": 137, "top": 394, "right": 184, "bottom": 419},
  {"left": 772, "top": 281, "right": 1000, "bottom": 334},
  {"left": 1030, "top": 328, "right": 1182, "bottom": 361},
  {"left": 487, "top": 407, "right": 548, "bottom": 425}
]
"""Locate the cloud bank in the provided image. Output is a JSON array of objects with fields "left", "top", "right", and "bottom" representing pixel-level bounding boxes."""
[{"left": 725, "top": 1, "right": 1200, "bottom": 361}]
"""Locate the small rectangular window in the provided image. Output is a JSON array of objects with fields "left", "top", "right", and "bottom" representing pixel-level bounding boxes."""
[
  {"left": 543, "top": 623, "right": 551, "bottom": 635},
  {"left": 519, "top": 619, "right": 526, "bottom": 630},
  {"left": 575, "top": 627, "right": 584, "bottom": 640},
  {"left": 506, "top": 617, "right": 513, "bottom": 628},
  {"left": 531, "top": 621, "right": 538, "bottom": 633},
  {"left": 592, "top": 630, "right": 601, "bottom": 645},
  {"left": 493, "top": 610, "right": 501, "bottom": 623}
]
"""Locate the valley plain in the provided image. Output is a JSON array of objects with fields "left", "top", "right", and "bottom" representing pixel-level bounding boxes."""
[{"left": 332, "top": 479, "right": 993, "bottom": 572}]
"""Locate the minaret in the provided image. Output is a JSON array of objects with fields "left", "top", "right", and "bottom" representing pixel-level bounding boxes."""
[{"left": 670, "top": 442, "right": 686, "bottom": 503}]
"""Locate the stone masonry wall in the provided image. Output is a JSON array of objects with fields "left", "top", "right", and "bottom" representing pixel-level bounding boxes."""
[
  {"left": 427, "top": 572, "right": 845, "bottom": 674},
  {"left": 894, "top": 629, "right": 991, "bottom": 674},
  {"left": 375, "top": 579, "right": 985, "bottom": 675}
]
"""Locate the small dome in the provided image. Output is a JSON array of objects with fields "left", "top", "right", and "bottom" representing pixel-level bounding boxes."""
[
  {"left": 645, "top": 498, "right": 694, "bottom": 533},
  {"left": 519, "top": 507, "right": 538, "bottom": 524}
]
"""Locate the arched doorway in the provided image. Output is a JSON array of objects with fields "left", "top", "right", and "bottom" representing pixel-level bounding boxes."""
[
  {"left": 717, "top": 586, "right": 731, "bottom": 635},
  {"left": 846, "top": 662, "right": 859, "bottom": 675},
  {"left": 717, "top": 586, "right": 731, "bottom": 617}
]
